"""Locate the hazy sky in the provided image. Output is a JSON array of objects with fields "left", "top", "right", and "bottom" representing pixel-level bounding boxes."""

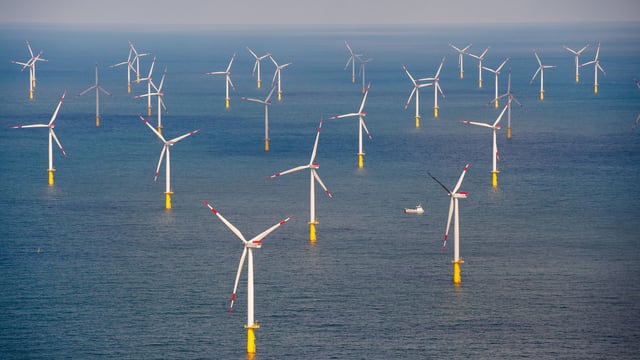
[{"left": 1, "top": 0, "right": 638, "bottom": 25}]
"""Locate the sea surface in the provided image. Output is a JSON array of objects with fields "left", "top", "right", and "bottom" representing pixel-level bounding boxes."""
[{"left": 1, "top": 22, "right": 639, "bottom": 359}]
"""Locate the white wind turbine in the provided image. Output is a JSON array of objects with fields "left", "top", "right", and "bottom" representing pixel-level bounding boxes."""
[
  {"left": 483, "top": 58, "right": 509, "bottom": 108},
  {"left": 202, "top": 200, "right": 292, "bottom": 355},
  {"left": 492, "top": 69, "right": 522, "bottom": 140},
  {"left": 136, "top": 56, "right": 157, "bottom": 116},
  {"left": 461, "top": 104, "right": 508, "bottom": 188},
  {"left": 563, "top": 44, "right": 589, "bottom": 83},
  {"left": 138, "top": 115, "right": 199, "bottom": 210},
  {"left": 530, "top": 51, "right": 556, "bottom": 101},
  {"left": 467, "top": 47, "right": 489, "bottom": 88},
  {"left": 344, "top": 41, "right": 362, "bottom": 83},
  {"left": 329, "top": 83, "right": 372, "bottom": 169},
  {"left": 419, "top": 57, "right": 446, "bottom": 118},
  {"left": 135, "top": 67, "right": 168, "bottom": 133},
  {"left": 110, "top": 46, "right": 135, "bottom": 93},
  {"left": 580, "top": 42, "right": 606, "bottom": 94},
  {"left": 429, "top": 163, "right": 470, "bottom": 286},
  {"left": 270, "top": 55, "right": 292, "bottom": 101},
  {"left": 206, "top": 53, "right": 236, "bottom": 109},
  {"left": 247, "top": 47, "right": 271, "bottom": 89},
  {"left": 358, "top": 56, "right": 373, "bottom": 94},
  {"left": 241, "top": 86, "right": 276, "bottom": 152},
  {"left": 12, "top": 40, "right": 47, "bottom": 100},
  {"left": 78, "top": 64, "right": 111, "bottom": 127},
  {"left": 129, "top": 41, "right": 149, "bottom": 84},
  {"left": 449, "top": 43, "right": 472, "bottom": 79},
  {"left": 269, "top": 118, "right": 333, "bottom": 242},
  {"left": 402, "top": 64, "right": 433, "bottom": 128},
  {"left": 11, "top": 91, "right": 67, "bottom": 186}
]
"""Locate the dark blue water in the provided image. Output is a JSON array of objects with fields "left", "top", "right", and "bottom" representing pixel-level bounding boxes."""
[{"left": 1, "top": 23, "right": 639, "bottom": 358}]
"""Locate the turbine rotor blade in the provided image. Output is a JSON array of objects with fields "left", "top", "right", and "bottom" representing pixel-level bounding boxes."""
[
  {"left": 428, "top": 172, "right": 452, "bottom": 195},
  {"left": 248, "top": 216, "right": 292, "bottom": 244},
  {"left": 312, "top": 170, "right": 333, "bottom": 198},
  {"left": 229, "top": 247, "right": 248, "bottom": 313},
  {"left": 443, "top": 198, "right": 454, "bottom": 251},
  {"left": 153, "top": 145, "right": 167, "bottom": 183},
  {"left": 202, "top": 200, "right": 248, "bottom": 243},
  {"left": 452, "top": 163, "right": 470, "bottom": 194}
]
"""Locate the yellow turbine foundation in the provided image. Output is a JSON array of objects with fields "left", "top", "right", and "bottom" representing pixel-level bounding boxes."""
[
  {"left": 264, "top": 138, "right": 269, "bottom": 152},
  {"left": 479, "top": 79, "right": 482, "bottom": 88},
  {"left": 29, "top": 90, "right": 33, "bottom": 100},
  {"left": 492, "top": 170, "right": 499, "bottom": 188},
  {"left": 460, "top": 70, "right": 464, "bottom": 79},
  {"left": 96, "top": 116, "right": 101, "bottom": 127},
  {"left": 278, "top": 91, "right": 282, "bottom": 101},
  {"left": 495, "top": 99, "right": 499, "bottom": 108},
  {"left": 594, "top": 84, "right": 599, "bottom": 94},
  {"left": 453, "top": 259, "right": 464, "bottom": 285},
  {"left": 127, "top": 84, "right": 131, "bottom": 93},
  {"left": 309, "top": 221, "right": 318, "bottom": 242},
  {"left": 575, "top": 74, "right": 580, "bottom": 83},
  {"left": 165, "top": 191, "right": 173, "bottom": 210},
  {"left": 147, "top": 106, "right": 152, "bottom": 117},
  {"left": 245, "top": 324, "right": 260, "bottom": 354},
  {"left": 540, "top": 90, "right": 544, "bottom": 101},
  {"left": 225, "top": 98, "right": 230, "bottom": 109},
  {"left": 415, "top": 116, "right": 420, "bottom": 128},
  {"left": 352, "top": 75, "right": 355, "bottom": 83},
  {"left": 257, "top": 80, "right": 261, "bottom": 89},
  {"left": 507, "top": 127, "right": 512, "bottom": 140},
  {"left": 48, "top": 169, "right": 55, "bottom": 186},
  {"left": 157, "top": 125, "right": 163, "bottom": 135},
  {"left": 358, "top": 153, "right": 364, "bottom": 169},
  {"left": 434, "top": 107, "right": 439, "bottom": 118}
]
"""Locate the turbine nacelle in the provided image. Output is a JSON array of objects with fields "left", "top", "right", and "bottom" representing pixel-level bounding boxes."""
[{"left": 247, "top": 241, "right": 262, "bottom": 249}]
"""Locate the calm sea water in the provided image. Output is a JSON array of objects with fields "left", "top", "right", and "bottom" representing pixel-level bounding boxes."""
[{"left": 1, "top": 22, "right": 639, "bottom": 358}]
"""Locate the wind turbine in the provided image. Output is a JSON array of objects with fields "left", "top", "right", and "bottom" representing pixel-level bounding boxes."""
[
  {"left": 110, "top": 46, "right": 135, "bottom": 93},
  {"left": 428, "top": 163, "right": 470, "bottom": 286},
  {"left": 530, "top": 51, "right": 556, "bottom": 101},
  {"left": 269, "top": 118, "right": 333, "bottom": 242},
  {"left": 563, "top": 44, "right": 589, "bottom": 83},
  {"left": 241, "top": 86, "right": 276, "bottom": 152},
  {"left": 492, "top": 69, "right": 522, "bottom": 140},
  {"left": 12, "top": 40, "right": 47, "bottom": 99},
  {"left": 419, "top": 57, "right": 446, "bottom": 118},
  {"left": 270, "top": 55, "right": 292, "bottom": 101},
  {"left": 78, "top": 64, "right": 111, "bottom": 127},
  {"left": 138, "top": 115, "right": 199, "bottom": 210},
  {"left": 467, "top": 47, "right": 489, "bottom": 88},
  {"left": 358, "top": 56, "right": 373, "bottom": 94},
  {"left": 135, "top": 67, "right": 168, "bottom": 133},
  {"left": 202, "top": 200, "right": 292, "bottom": 355},
  {"left": 206, "top": 53, "right": 236, "bottom": 109},
  {"left": 461, "top": 105, "right": 508, "bottom": 188},
  {"left": 11, "top": 91, "right": 67, "bottom": 186},
  {"left": 402, "top": 64, "right": 433, "bottom": 128},
  {"left": 483, "top": 58, "right": 509, "bottom": 108},
  {"left": 247, "top": 47, "right": 271, "bottom": 89},
  {"left": 344, "top": 41, "right": 361, "bottom": 83},
  {"left": 329, "top": 83, "right": 372, "bottom": 169},
  {"left": 581, "top": 42, "right": 606, "bottom": 94},
  {"left": 136, "top": 56, "right": 157, "bottom": 116},
  {"left": 129, "top": 41, "right": 149, "bottom": 84},
  {"left": 449, "top": 43, "right": 472, "bottom": 79}
]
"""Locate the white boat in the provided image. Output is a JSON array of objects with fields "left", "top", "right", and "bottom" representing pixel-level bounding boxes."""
[{"left": 404, "top": 204, "right": 424, "bottom": 214}]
